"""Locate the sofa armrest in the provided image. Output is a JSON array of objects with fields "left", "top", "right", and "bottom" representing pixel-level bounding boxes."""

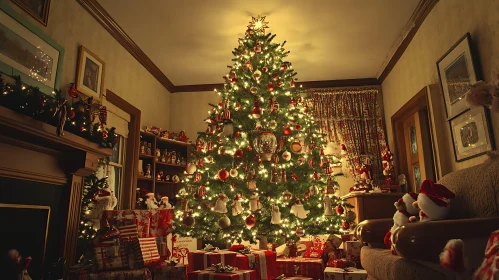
[
  {"left": 393, "top": 217, "right": 499, "bottom": 262},
  {"left": 355, "top": 218, "right": 393, "bottom": 246}
]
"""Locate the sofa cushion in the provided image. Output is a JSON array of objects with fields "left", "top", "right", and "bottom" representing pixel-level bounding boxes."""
[
  {"left": 438, "top": 151, "right": 499, "bottom": 219},
  {"left": 361, "top": 247, "right": 453, "bottom": 280}
]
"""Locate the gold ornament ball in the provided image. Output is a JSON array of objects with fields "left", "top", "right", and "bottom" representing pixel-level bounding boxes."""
[{"left": 218, "top": 215, "right": 231, "bottom": 229}]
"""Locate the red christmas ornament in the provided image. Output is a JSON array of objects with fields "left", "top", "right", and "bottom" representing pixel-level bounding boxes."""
[
  {"left": 336, "top": 205, "right": 345, "bottom": 215},
  {"left": 68, "top": 110, "right": 76, "bottom": 119},
  {"left": 218, "top": 169, "right": 229, "bottom": 181},
  {"left": 303, "top": 104, "right": 309, "bottom": 114},
  {"left": 283, "top": 126, "right": 292, "bottom": 135},
  {"left": 245, "top": 214, "right": 256, "bottom": 228},
  {"left": 304, "top": 191, "right": 310, "bottom": 201},
  {"left": 291, "top": 174, "right": 299, "bottom": 181},
  {"left": 290, "top": 97, "right": 297, "bottom": 105},
  {"left": 262, "top": 66, "right": 268, "bottom": 73},
  {"left": 281, "top": 63, "right": 288, "bottom": 72},
  {"left": 198, "top": 158, "right": 204, "bottom": 167},
  {"left": 272, "top": 73, "right": 280, "bottom": 81},
  {"left": 320, "top": 148, "right": 325, "bottom": 156},
  {"left": 313, "top": 171, "right": 320, "bottom": 180},
  {"left": 342, "top": 221, "right": 350, "bottom": 230},
  {"left": 267, "top": 83, "right": 275, "bottom": 92},
  {"left": 290, "top": 80, "right": 296, "bottom": 88},
  {"left": 247, "top": 145, "right": 253, "bottom": 152},
  {"left": 277, "top": 80, "right": 283, "bottom": 87},
  {"left": 234, "top": 131, "right": 241, "bottom": 138},
  {"left": 295, "top": 124, "right": 302, "bottom": 131},
  {"left": 68, "top": 83, "right": 78, "bottom": 99},
  {"left": 218, "top": 102, "right": 224, "bottom": 108},
  {"left": 254, "top": 42, "right": 262, "bottom": 53},
  {"left": 235, "top": 149, "right": 244, "bottom": 158},
  {"left": 246, "top": 28, "right": 253, "bottom": 35},
  {"left": 252, "top": 102, "right": 262, "bottom": 118},
  {"left": 231, "top": 76, "right": 237, "bottom": 84},
  {"left": 101, "top": 130, "right": 108, "bottom": 140},
  {"left": 198, "top": 185, "right": 207, "bottom": 197}
]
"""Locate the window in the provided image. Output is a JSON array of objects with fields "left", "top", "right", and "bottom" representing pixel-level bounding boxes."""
[{"left": 107, "top": 135, "right": 126, "bottom": 207}]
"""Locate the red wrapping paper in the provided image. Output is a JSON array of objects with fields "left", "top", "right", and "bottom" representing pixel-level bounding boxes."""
[
  {"left": 235, "top": 250, "right": 277, "bottom": 280},
  {"left": 93, "top": 241, "right": 128, "bottom": 271},
  {"left": 276, "top": 257, "right": 324, "bottom": 280},
  {"left": 150, "top": 209, "right": 173, "bottom": 237},
  {"left": 324, "top": 267, "right": 367, "bottom": 280},
  {"left": 187, "top": 269, "right": 256, "bottom": 280},
  {"left": 473, "top": 230, "right": 499, "bottom": 280},
  {"left": 133, "top": 237, "right": 160, "bottom": 267},
  {"left": 118, "top": 224, "right": 139, "bottom": 243},
  {"left": 86, "top": 268, "right": 152, "bottom": 280},
  {"left": 153, "top": 263, "right": 187, "bottom": 280},
  {"left": 188, "top": 250, "right": 238, "bottom": 272},
  {"left": 103, "top": 210, "right": 152, "bottom": 238},
  {"left": 281, "top": 277, "right": 313, "bottom": 280}
]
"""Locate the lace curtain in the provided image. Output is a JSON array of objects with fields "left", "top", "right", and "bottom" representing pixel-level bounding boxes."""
[{"left": 310, "top": 87, "right": 386, "bottom": 184}]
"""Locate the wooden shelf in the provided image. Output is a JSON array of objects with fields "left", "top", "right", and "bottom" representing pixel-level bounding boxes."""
[
  {"left": 156, "top": 137, "right": 190, "bottom": 146},
  {"left": 138, "top": 176, "right": 153, "bottom": 181},
  {"left": 139, "top": 153, "right": 154, "bottom": 159},
  {"left": 156, "top": 161, "right": 186, "bottom": 168},
  {"left": 155, "top": 180, "right": 182, "bottom": 184}
]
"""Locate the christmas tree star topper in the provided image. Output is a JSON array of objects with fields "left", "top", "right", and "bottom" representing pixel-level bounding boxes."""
[{"left": 248, "top": 15, "right": 269, "bottom": 33}]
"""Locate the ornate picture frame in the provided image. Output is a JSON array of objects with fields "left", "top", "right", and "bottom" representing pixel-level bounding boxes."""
[
  {"left": 449, "top": 106, "right": 495, "bottom": 162},
  {"left": 76, "top": 45, "right": 105, "bottom": 101},
  {"left": 0, "top": 1, "right": 63, "bottom": 95},
  {"left": 11, "top": 0, "right": 51, "bottom": 26},
  {"left": 437, "top": 33, "right": 480, "bottom": 119}
]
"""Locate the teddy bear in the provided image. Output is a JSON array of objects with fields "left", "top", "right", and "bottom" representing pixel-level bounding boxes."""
[
  {"left": 410, "top": 179, "right": 455, "bottom": 222},
  {"left": 383, "top": 192, "right": 419, "bottom": 249}
]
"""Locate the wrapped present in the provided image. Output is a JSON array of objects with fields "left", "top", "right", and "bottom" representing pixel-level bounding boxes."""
[
  {"left": 276, "top": 257, "right": 324, "bottom": 280},
  {"left": 472, "top": 230, "right": 499, "bottom": 280},
  {"left": 87, "top": 268, "right": 152, "bottom": 280},
  {"left": 324, "top": 267, "right": 367, "bottom": 280},
  {"left": 103, "top": 210, "right": 152, "bottom": 238},
  {"left": 280, "top": 277, "right": 313, "bottom": 280},
  {"left": 236, "top": 250, "right": 277, "bottom": 280},
  {"left": 93, "top": 240, "right": 128, "bottom": 271},
  {"left": 168, "top": 235, "right": 198, "bottom": 264},
  {"left": 187, "top": 269, "right": 256, "bottom": 280},
  {"left": 133, "top": 237, "right": 161, "bottom": 267},
  {"left": 188, "top": 249, "right": 238, "bottom": 271},
  {"left": 296, "top": 241, "right": 313, "bottom": 256},
  {"left": 153, "top": 263, "right": 186, "bottom": 280},
  {"left": 326, "top": 258, "right": 355, "bottom": 269},
  {"left": 344, "top": 241, "right": 362, "bottom": 258},
  {"left": 118, "top": 224, "right": 139, "bottom": 243},
  {"left": 302, "top": 247, "right": 323, "bottom": 258},
  {"left": 150, "top": 209, "right": 174, "bottom": 237},
  {"left": 349, "top": 256, "right": 362, "bottom": 269}
]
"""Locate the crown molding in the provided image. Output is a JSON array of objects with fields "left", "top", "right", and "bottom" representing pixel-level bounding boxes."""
[
  {"left": 378, "top": 0, "right": 439, "bottom": 83},
  {"left": 78, "top": 0, "right": 434, "bottom": 92},
  {"left": 77, "top": 0, "right": 175, "bottom": 92}
]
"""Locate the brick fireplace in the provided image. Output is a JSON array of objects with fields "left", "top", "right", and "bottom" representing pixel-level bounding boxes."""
[{"left": 0, "top": 105, "right": 112, "bottom": 277}]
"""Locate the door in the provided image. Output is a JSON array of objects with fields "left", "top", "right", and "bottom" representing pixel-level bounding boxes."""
[{"left": 392, "top": 87, "right": 436, "bottom": 193}]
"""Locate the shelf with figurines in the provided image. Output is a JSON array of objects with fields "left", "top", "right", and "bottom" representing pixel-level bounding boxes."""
[{"left": 135, "top": 126, "right": 191, "bottom": 209}]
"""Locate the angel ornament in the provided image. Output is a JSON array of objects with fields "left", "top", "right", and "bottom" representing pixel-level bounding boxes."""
[
  {"left": 324, "top": 195, "right": 334, "bottom": 216},
  {"left": 290, "top": 197, "right": 310, "bottom": 219},
  {"left": 231, "top": 194, "right": 243, "bottom": 216},
  {"left": 270, "top": 203, "right": 281, "bottom": 224},
  {"left": 213, "top": 193, "right": 229, "bottom": 213},
  {"left": 249, "top": 192, "right": 261, "bottom": 212},
  {"left": 246, "top": 169, "right": 257, "bottom": 191}
]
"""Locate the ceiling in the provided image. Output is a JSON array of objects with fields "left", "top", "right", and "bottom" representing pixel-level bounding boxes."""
[{"left": 97, "top": 0, "right": 420, "bottom": 86}]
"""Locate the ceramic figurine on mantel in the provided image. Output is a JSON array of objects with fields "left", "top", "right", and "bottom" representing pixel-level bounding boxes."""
[
  {"left": 155, "top": 147, "right": 161, "bottom": 161},
  {"left": 140, "top": 141, "right": 146, "bottom": 154},
  {"left": 146, "top": 193, "right": 159, "bottom": 209},
  {"left": 145, "top": 164, "right": 152, "bottom": 178},
  {"left": 146, "top": 143, "right": 152, "bottom": 155},
  {"left": 161, "top": 150, "right": 168, "bottom": 163},
  {"left": 156, "top": 171, "right": 164, "bottom": 181}
]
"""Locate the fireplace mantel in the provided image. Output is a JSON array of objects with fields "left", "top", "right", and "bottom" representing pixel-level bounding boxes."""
[{"left": 0, "top": 105, "right": 112, "bottom": 268}]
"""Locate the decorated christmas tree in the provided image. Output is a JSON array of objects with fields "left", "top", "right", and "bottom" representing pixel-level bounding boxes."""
[{"left": 174, "top": 16, "right": 353, "bottom": 245}]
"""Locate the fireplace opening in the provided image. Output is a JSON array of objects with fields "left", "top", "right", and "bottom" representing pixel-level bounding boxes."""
[{"left": 0, "top": 177, "right": 68, "bottom": 279}]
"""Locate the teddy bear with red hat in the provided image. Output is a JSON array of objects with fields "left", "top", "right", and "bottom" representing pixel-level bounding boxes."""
[
  {"left": 410, "top": 179, "right": 456, "bottom": 222},
  {"left": 384, "top": 192, "right": 419, "bottom": 249}
]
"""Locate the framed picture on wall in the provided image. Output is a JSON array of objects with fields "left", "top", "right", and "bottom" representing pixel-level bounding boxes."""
[
  {"left": 0, "top": 2, "right": 63, "bottom": 95},
  {"left": 449, "top": 106, "right": 494, "bottom": 162},
  {"left": 76, "top": 46, "right": 105, "bottom": 101},
  {"left": 11, "top": 0, "right": 51, "bottom": 26},
  {"left": 437, "top": 33, "right": 480, "bottom": 119}
]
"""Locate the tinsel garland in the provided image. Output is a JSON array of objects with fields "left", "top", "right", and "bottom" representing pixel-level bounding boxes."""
[
  {"left": 0, "top": 76, "right": 118, "bottom": 148},
  {"left": 310, "top": 87, "right": 386, "bottom": 185}
]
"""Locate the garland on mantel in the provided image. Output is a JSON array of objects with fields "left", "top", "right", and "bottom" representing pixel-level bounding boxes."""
[{"left": 0, "top": 76, "right": 118, "bottom": 148}]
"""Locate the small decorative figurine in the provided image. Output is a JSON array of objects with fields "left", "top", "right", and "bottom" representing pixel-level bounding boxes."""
[
  {"left": 213, "top": 193, "right": 229, "bottom": 213},
  {"left": 324, "top": 195, "right": 334, "bottom": 216},
  {"left": 146, "top": 143, "right": 152, "bottom": 155},
  {"left": 176, "top": 155, "right": 181, "bottom": 165},
  {"left": 140, "top": 141, "right": 145, "bottom": 154},
  {"left": 164, "top": 174, "right": 171, "bottom": 182},
  {"left": 160, "top": 130, "right": 170, "bottom": 139},
  {"left": 159, "top": 195, "right": 172, "bottom": 209},
  {"left": 145, "top": 192, "right": 159, "bottom": 209},
  {"left": 155, "top": 147, "right": 161, "bottom": 161},
  {"left": 161, "top": 150, "right": 168, "bottom": 163},
  {"left": 249, "top": 192, "right": 261, "bottom": 212},
  {"left": 231, "top": 194, "right": 243, "bottom": 216},
  {"left": 172, "top": 175, "right": 180, "bottom": 183},
  {"left": 181, "top": 157, "right": 187, "bottom": 166},
  {"left": 156, "top": 171, "right": 164, "bottom": 181},
  {"left": 171, "top": 151, "right": 177, "bottom": 165},
  {"left": 166, "top": 152, "right": 172, "bottom": 164},
  {"left": 145, "top": 164, "right": 152, "bottom": 178},
  {"left": 178, "top": 131, "right": 188, "bottom": 142},
  {"left": 271, "top": 203, "right": 281, "bottom": 224}
]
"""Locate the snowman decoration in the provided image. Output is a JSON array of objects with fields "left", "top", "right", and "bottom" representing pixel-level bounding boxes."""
[
  {"left": 159, "top": 195, "right": 172, "bottom": 209},
  {"left": 249, "top": 192, "right": 261, "bottom": 212},
  {"left": 383, "top": 192, "right": 419, "bottom": 250},
  {"left": 231, "top": 194, "right": 243, "bottom": 216},
  {"left": 213, "top": 193, "right": 229, "bottom": 213},
  {"left": 410, "top": 180, "right": 455, "bottom": 222},
  {"left": 270, "top": 203, "right": 281, "bottom": 224},
  {"left": 145, "top": 192, "right": 159, "bottom": 209}
]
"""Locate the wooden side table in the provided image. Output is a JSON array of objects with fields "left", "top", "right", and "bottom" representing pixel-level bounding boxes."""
[{"left": 341, "top": 193, "right": 403, "bottom": 224}]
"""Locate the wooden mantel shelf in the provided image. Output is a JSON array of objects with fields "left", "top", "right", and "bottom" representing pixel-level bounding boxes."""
[{"left": 0, "top": 105, "right": 112, "bottom": 176}]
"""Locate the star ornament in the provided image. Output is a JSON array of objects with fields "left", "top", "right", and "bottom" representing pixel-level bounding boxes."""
[{"left": 248, "top": 16, "right": 269, "bottom": 33}]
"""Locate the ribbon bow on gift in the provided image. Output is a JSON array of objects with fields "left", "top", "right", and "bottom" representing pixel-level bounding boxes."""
[
  {"left": 203, "top": 244, "right": 220, "bottom": 252},
  {"left": 238, "top": 246, "right": 252, "bottom": 255},
  {"left": 209, "top": 263, "right": 234, "bottom": 273}
]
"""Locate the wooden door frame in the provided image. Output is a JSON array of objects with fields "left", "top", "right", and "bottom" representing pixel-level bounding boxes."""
[
  {"left": 391, "top": 87, "right": 436, "bottom": 191},
  {"left": 105, "top": 90, "right": 141, "bottom": 209}
]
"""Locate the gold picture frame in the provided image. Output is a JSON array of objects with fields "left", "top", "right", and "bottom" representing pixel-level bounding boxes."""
[
  {"left": 11, "top": 0, "right": 50, "bottom": 26},
  {"left": 76, "top": 45, "right": 105, "bottom": 101},
  {"left": 0, "top": 203, "right": 50, "bottom": 264}
]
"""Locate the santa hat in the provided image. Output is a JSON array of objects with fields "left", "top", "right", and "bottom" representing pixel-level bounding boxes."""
[
  {"left": 146, "top": 192, "right": 154, "bottom": 197},
  {"left": 420, "top": 180, "right": 455, "bottom": 207},
  {"left": 394, "top": 192, "right": 418, "bottom": 210},
  {"left": 161, "top": 195, "right": 168, "bottom": 200}
]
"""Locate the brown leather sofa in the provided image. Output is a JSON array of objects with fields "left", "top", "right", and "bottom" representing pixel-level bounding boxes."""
[{"left": 355, "top": 152, "right": 499, "bottom": 280}]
